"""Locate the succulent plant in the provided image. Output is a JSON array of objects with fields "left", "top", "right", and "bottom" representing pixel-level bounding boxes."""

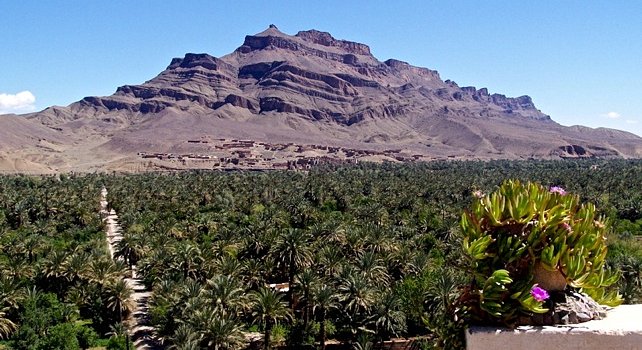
[{"left": 460, "top": 180, "right": 621, "bottom": 323}]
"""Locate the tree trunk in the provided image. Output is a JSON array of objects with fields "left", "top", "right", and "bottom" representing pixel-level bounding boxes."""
[
  {"left": 303, "top": 305, "right": 309, "bottom": 330},
  {"left": 303, "top": 291, "right": 309, "bottom": 330},
  {"left": 319, "top": 309, "right": 326, "bottom": 350},
  {"left": 264, "top": 321, "right": 272, "bottom": 350},
  {"left": 288, "top": 255, "right": 296, "bottom": 307}
]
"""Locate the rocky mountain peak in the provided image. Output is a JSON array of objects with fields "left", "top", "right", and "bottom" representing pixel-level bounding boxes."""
[
  {"left": 236, "top": 26, "right": 296, "bottom": 54},
  {"left": 235, "top": 26, "right": 372, "bottom": 57},
  {"left": 253, "top": 24, "right": 289, "bottom": 38},
  {"left": 295, "top": 29, "right": 371, "bottom": 56},
  {"left": 167, "top": 53, "right": 222, "bottom": 70}
]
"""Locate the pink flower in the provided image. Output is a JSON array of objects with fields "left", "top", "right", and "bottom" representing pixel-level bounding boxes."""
[
  {"left": 473, "top": 190, "right": 484, "bottom": 198},
  {"left": 531, "top": 284, "right": 550, "bottom": 302},
  {"left": 549, "top": 186, "right": 567, "bottom": 195},
  {"left": 561, "top": 222, "right": 572, "bottom": 233}
]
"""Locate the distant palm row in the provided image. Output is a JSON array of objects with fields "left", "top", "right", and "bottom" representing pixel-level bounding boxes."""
[{"left": 0, "top": 159, "right": 641, "bottom": 350}]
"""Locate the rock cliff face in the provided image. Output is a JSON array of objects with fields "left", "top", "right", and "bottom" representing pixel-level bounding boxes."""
[{"left": 3, "top": 26, "right": 641, "bottom": 172}]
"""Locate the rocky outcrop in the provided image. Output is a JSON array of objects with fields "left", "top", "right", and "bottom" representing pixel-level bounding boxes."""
[
  {"left": 167, "top": 53, "right": 236, "bottom": 72},
  {"left": 453, "top": 86, "right": 548, "bottom": 120}
]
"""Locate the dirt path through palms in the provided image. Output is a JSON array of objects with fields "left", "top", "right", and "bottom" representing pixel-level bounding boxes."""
[{"left": 101, "top": 187, "right": 161, "bottom": 350}]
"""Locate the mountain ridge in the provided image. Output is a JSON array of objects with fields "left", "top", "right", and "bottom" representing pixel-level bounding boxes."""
[{"left": 1, "top": 25, "right": 641, "bottom": 173}]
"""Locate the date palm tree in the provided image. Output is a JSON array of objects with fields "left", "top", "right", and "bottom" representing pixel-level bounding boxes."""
[
  {"left": 65, "top": 248, "right": 91, "bottom": 283},
  {"left": 371, "top": 290, "right": 406, "bottom": 341},
  {"left": 250, "top": 287, "right": 292, "bottom": 350},
  {"left": 106, "top": 279, "right": 136, "bottom": 321},
  {"left": 318, "top": 245, "right": 345, "bottom": 279},
  {"left": 355, "top": 251, "right": 390, "bottom": 286},
  {"left": 171, "top": 241, "right": 203, "bottom": 280},
  {"left": 2, "top": 255, "right": 34, "bottom": 282},
  {"left": 19, "top": 234, "right": 43, "bottom": 263},
  {"left": 0, "top": 275, "right": 24, "bottom": 311},
  {"left": 115, "top": 233, "right": 144, "bottom": 270},
  {"left": 87, "top": 259, "right": 122, "bottom": 287},
  {"left": 0, "top": 306, "right": 17, "bottom": 340},
  {"left": 242, "top": 259, "right": 266, "bottom": 290},
  {"left": 311, "top": 283, "right": 340, "bottom": 350},
  {"left": 212, "top": 255, "right": 244, "bottom": 280},
  {"left": 423, "top": 267, "right": 464, "bottom": 349},
  {"left": 205, "top": 275, "right": 248, "bottom": 314},
  {"left": 168, "top": 324, "right": 200, "bottom": 350},
  {"left": 274, "top": 228, "right": 312, "bottom": 305},
  {"left": 200, "top": 309, "right": 245, "bottom": 350},
  {"left": 365, "top": 226, "right": 395, "bottom": 255},
  {"left": 293, "top": 269, "right": 319, "bottom": 329},
  {"left": 338, "top": 272, "right": 376, "bottom": 335}
]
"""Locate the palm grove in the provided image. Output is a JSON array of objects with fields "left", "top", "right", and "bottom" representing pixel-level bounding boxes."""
[{"left": 1, "top": 159, "right": 641, "bottom": 349}]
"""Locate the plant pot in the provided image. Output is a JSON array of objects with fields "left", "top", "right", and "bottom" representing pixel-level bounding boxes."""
[{"left": 533, "top": 262, "right": 567, "bottom": 291}]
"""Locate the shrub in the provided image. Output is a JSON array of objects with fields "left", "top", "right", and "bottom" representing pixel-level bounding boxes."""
[
  {"left": 75, "top": 323, "right": 98, "bottom": 349},
  {"left": 270, "top": 323, "right": 288, "bottom": 346},
  {"left": 106, "top": 335, "right": 132, "bottom": 350},
  {"left": 38, "top": 323, "right": 79, "bottom": 350}
]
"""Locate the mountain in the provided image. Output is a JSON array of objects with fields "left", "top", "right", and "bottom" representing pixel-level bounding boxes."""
[{"left": 2, "top": 25, "right": 641, "bottom": 173}]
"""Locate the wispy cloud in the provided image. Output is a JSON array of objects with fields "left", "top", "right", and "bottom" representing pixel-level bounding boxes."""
[
  {"left": 626, "top": 119, "right": 638, "bottom": 124},
  {"left": 0, "top": 91, "right": 36, "bottom": 114},
  {"left": 603, "top": 111, "right": 621, "bottom": 119}
]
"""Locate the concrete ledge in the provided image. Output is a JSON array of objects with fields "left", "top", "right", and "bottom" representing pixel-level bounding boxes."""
[{"left": 467, "top": 305, "right": 642, "bottom": 350}]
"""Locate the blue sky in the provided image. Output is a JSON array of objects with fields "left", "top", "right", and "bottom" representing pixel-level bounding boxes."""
[{"left": 1, "top": 1, "right": 641, "bottom": 136}]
